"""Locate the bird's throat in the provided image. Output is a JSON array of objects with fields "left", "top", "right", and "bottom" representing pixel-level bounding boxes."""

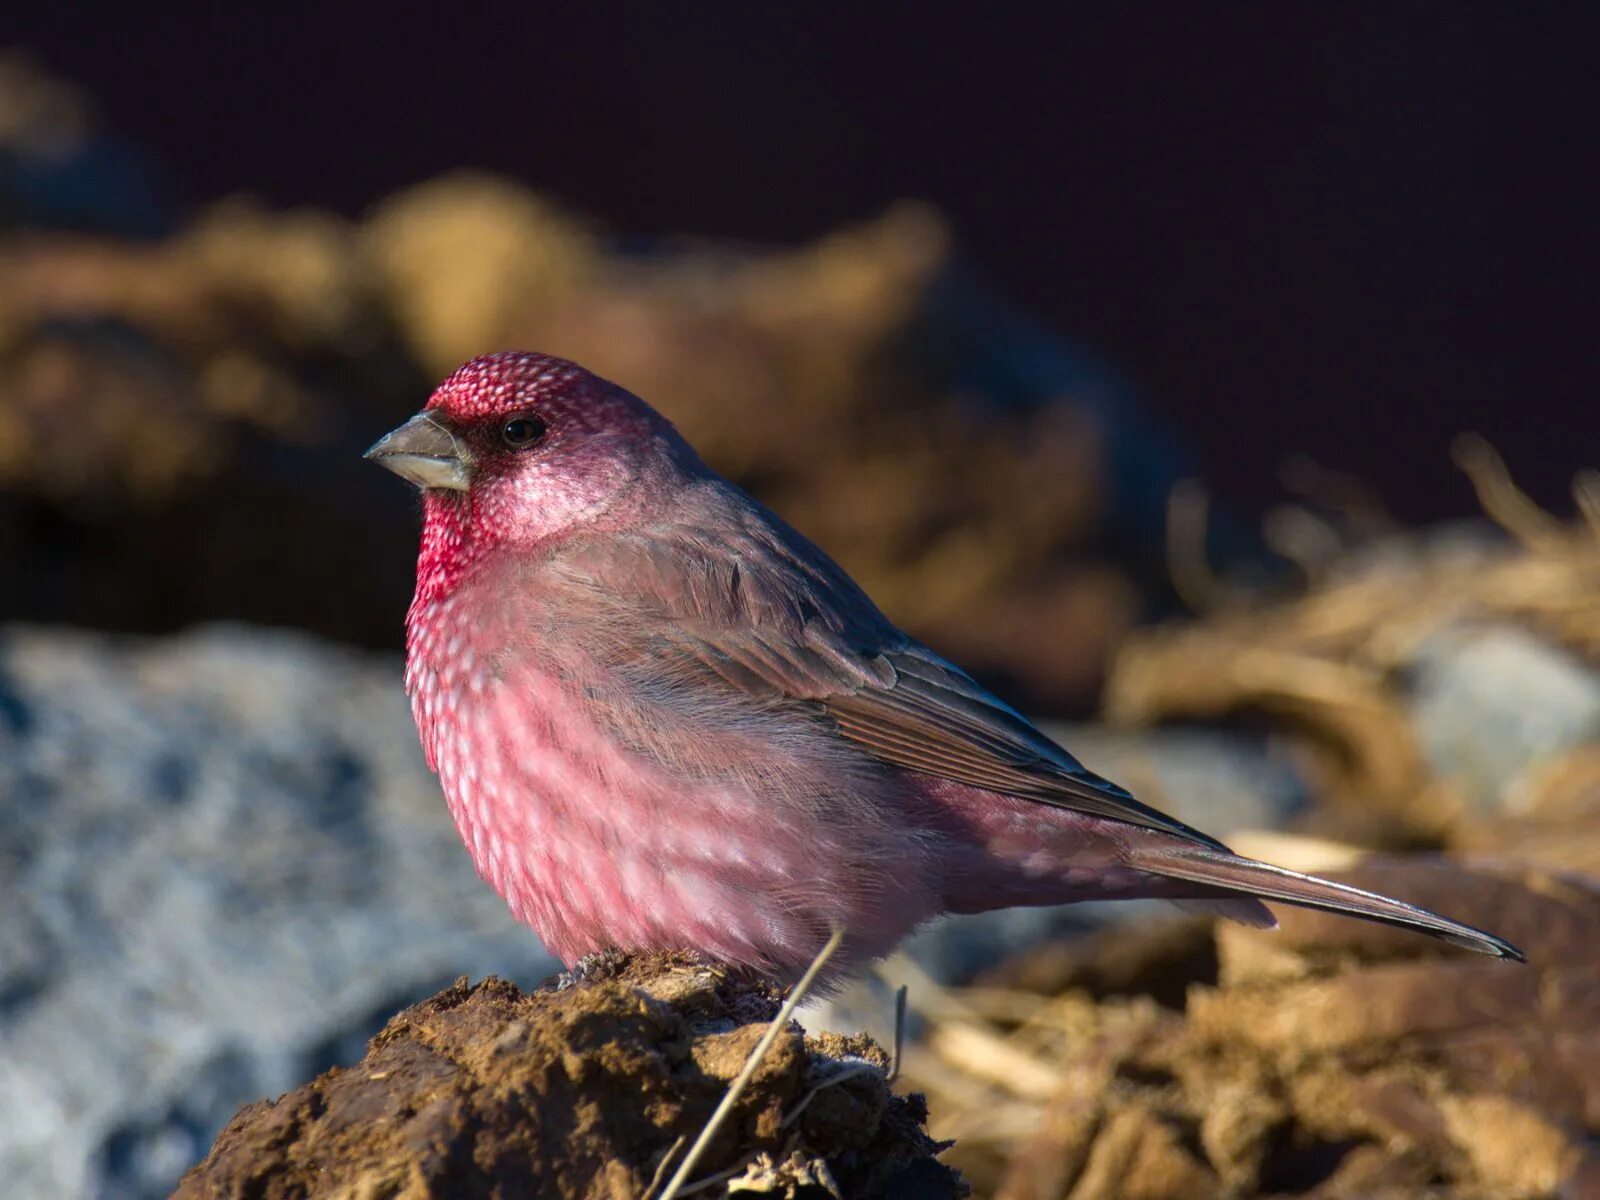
[{"left": 411, "top": 491, "right": 489, "bottom": 614}]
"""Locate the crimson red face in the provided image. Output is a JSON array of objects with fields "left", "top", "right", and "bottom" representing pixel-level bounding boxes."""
[{"left": 366, "top": 351, "right": 701, "bottom": 591}]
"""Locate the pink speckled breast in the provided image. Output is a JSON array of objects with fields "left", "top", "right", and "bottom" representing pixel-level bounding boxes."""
[{"left": 405, "top": 590, "right": 939, "bottom": 973}]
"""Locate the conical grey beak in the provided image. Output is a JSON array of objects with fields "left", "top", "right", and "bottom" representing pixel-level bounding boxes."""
[{"left": 364, "top": 412, "right": 471, "bottom": 491}]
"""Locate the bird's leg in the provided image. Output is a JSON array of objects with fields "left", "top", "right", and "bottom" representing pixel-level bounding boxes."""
[
  {"left": 657, "top": 924, "right": 846, "bottom": 1200},
  {"left": 888, "top": 983, "right": 908, "bottom": 1084}
]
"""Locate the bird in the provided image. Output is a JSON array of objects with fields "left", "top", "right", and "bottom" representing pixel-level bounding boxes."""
[{"left": 366, "top": 350, "right": 1522, "bottom": 981}]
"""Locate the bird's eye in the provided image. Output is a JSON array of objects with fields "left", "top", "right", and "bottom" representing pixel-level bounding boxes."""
[{"left": 501, "top": 416, "right": 546, "bottom": 449}]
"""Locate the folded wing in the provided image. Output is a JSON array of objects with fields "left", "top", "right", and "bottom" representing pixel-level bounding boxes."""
[{"left": 553, "top": 504, "right": 1229, "bottom": 851}]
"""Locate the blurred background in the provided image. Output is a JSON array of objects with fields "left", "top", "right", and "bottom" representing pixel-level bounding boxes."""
[{"left": 3, "top": 7, "right": 1598, "bottom": 1199}]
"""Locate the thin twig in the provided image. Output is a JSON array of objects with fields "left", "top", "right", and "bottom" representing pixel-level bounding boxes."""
[
  {"left": 1278, "top": 453, "right": 1397, "bottom": 538},
  {"left": 1572, "top": 468, "right": 1600, "bottom": 539},
  {"left": 1451, "top": 432, "right": 1564, "bottom": 547},
  {"left": 641, "top": 1136, "right": 687, "bottom": 1200},
  {"left": 658, "top": 926, "right": 846, "bottom": 1200},
  {"left": 781, "top": 975, "right": 909, "bottom": 1130},
  {"left": 1262, "top": 505, "right": 1344, "bottom": 583},
  {"left": 1166, "top": 478, "right": 1225, "bottom": 612},
  {"left": 672, "top": 1153, "right": 759, "bottom": 1197},
  {"left": 888, "top": 984, "right": 908, "bottom": 1084},
  {"left": 780, "top": 1062, "right": 880, "bottom": 1129}
]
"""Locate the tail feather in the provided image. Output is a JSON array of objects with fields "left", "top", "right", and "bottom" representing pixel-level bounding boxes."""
[{"left": 1136, "top": 848, "right": 1526, "bottom": 961}]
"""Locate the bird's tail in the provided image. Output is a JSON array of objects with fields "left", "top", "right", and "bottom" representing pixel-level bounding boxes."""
[{"left": 1131, "top": 845, "right": 1526, "bottom": 961}]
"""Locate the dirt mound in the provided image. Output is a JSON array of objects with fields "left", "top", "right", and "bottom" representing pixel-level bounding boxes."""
[
  {"left": 175, "top": 955, "right": 964, "bottom": 1199},
  {"left": 903, "top": 854, "right": 1600, "bottom": 1199}
]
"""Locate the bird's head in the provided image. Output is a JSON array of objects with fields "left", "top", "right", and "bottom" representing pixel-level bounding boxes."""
[{"left": 367, "top": 352, "right": 697, "bottom": 569}]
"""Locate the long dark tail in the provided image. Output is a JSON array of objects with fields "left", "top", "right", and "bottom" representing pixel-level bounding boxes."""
[{"left": 1132, "top": 846, "right": 1526, "bottom": 961}]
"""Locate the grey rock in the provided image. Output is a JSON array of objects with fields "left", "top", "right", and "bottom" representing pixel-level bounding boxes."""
[
  {"left": 1410, "top": 624, "right": 1600, "bottom": 813},
  {"left": 0, "top": 624, "right": 555, "bottom": 1200}
]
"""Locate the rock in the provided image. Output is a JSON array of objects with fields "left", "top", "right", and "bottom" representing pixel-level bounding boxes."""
[
  {"left": 176, "top": 960, "right": 964, "bottom": 1200},
  {"left": 0, "top": 53, "right": 176, "bottom": 237},
  {"left": 1410, "top": 625, "right": 1600, "bottom": 815},
  {"left": 0, "top": 624, "right": 554, "bottom": 1200}
]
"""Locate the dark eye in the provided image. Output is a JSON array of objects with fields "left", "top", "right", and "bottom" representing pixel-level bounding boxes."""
[{"left": 501, "top": 416, "right": 546, "bottom": 449}]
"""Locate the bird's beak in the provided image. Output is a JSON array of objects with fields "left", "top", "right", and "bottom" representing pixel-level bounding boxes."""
[{"left": 363, "top": 412, "right": 471, "bottom": 491}]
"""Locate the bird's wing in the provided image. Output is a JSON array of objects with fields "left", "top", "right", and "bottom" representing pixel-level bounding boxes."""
[
  {"left": 549, "top": 500, "right": 1229, "bottom": 852},
  {"left": 818, "top": 644, "right": 1228, "bottom": 851}
]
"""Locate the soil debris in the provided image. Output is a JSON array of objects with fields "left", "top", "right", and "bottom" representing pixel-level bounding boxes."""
[
  {"left": 175, "top": 956, "right": 964, "bottom": 1200},
  {"left": 897, "top": 853, "right": 1600, "bottom": 1199}
]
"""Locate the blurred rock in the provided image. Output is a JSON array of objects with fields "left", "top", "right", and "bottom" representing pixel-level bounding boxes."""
[
  {"left": 0, "top": 53, "right": 175, "bottom": 237},
  {"left": 0, "top": 624, "right": 555, "bottom": 1200},
  {"left": 1411, "top": 625, "right": 1600, "bottom": 814},
  {"left": 1, "top": 78, "right": 1232, "bottom": 708},
  {"left": 361, "top": 172, "right": 600, "bottom": 377},
  {"left": 177, "top": 960, "right": 964, "bottom": 1199},
  {"left": 0, "top": 257, "right": 427, "bottom": 645}
]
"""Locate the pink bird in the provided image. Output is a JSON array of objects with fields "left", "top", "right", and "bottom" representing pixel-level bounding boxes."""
[{"left": 366, "top": 351, "right": 1521, "bottom": 980}]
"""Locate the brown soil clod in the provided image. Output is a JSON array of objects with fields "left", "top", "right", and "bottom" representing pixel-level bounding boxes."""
[
  {"left": 906, "top": 856, "right": 1600, "bottom": 1200},
  {"left": 175, "top": 958, "right": 965, "bottom": 1200}
]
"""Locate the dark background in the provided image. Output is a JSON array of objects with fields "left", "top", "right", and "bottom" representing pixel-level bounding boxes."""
[{"left": 12, "top": 3, "right": 1597, "bottom": 521}]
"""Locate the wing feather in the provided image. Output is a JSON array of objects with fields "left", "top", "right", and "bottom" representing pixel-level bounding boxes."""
[
  {"left": 823, "top": 648, "right": 1229, "bottom": 849},
  {"left": 545, "top": 491, "right": 1229, "bottom": 852}
]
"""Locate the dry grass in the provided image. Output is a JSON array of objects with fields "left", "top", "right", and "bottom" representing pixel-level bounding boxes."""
[
  {"left": 890, "top": 848, "right": 1600, "bottom": 1198},
  {"left": 1112, "top": 440, "right": 1600, "bottom": 842}
]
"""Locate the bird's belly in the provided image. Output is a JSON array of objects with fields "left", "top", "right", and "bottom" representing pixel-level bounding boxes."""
[{"left": 414, "top": 664, "right": 923, "bottom": 972}]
